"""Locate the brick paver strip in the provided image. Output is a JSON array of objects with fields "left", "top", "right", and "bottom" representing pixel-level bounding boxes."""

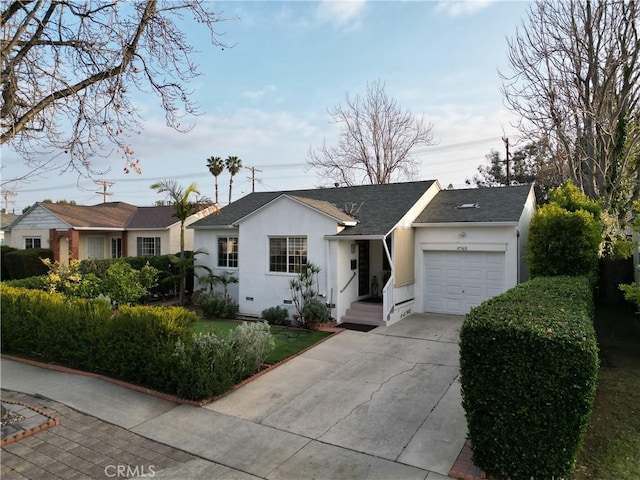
[
  {"left": 448, "top": 440, "right": 487, "bottom": 480},
  {"left": 1, "top": 399, "right": 59, "bottom": 447},
  {"left": 1, "top": 391, "right": 198, "bottom": 480}
]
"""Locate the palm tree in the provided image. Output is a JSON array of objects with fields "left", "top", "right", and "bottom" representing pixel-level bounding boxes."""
[
  {"left": 150, "top": 180, "right": 201, "bottom": 306},
  {"left": 225, "top": 155, "right": 242, "bottom": 204},
  {"left": 206, "top": 156, "right": 225, "bottom": 204}
]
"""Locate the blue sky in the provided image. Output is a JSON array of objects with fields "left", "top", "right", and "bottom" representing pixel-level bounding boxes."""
[{"left": 1, "top": 0, "right": 532, "bottom": 213}]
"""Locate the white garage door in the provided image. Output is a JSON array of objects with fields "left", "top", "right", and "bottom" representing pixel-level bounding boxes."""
[{"left": 423, "top": 251, "right": 505, "bottom": 315}]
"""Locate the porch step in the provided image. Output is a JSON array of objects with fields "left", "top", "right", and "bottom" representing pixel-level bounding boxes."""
[{"left": 340, "top": 301, "right": 384, "bottom": 327}]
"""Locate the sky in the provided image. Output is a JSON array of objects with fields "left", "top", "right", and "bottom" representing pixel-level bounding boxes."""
[{"left": 1, "top": 0, "right": 533, "bottom": 213}]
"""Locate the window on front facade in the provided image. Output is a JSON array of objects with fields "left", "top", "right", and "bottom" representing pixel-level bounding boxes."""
[
  {"left": 24, "top": 237, "right": 41, "bottom": 249},
  {"left": 269, "top": 236, "right": 307, "bottom": 273},
  {"left": 136, "top": 237, "right": 161, "bottom": 256},
  {"left": 218, "top": 237, "right": 238, "bottom": 268},
  {"left": 111, "top": 238, "right": 122, "bottom": 258}
]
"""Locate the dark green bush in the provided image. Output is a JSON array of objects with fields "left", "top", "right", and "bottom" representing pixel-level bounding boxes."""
[
  {"left": 2, "top": 248, "right": 53, "bottom": 280},
  {"left": 1, "top": 285, "right": 196, "bottom": 392},
  {"left": 1, "top": 245, "right": 17, "bottom": 279},
  {"left": 459, "top": 276, "right": 599, "bottom": 480},
  {"left": 526, "top": 203, "right": 602, "bottom": 277},
  {"left": 261, "top": 305, "right": 290, "bottom": 325},
  {"left": 199, "top": 291, "right": 238, "bottom": 319}
]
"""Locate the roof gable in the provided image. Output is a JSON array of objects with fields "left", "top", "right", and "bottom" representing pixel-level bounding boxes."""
[
  {"left": 190, "top": 180, "right": 438, "bottom": 236},
  {"left": 414, "top": 184, "right": 534, "bottom": 224}
]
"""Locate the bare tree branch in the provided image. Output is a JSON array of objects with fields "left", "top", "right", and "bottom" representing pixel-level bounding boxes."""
[
  {"left": 307, "top": 79, "right": 435, "bottom": 186},
  {"left": 502, "top": 0, "right": 640, "bottom": 220},
  {"left": 1, "top": 0, "right": 229, "bottom": 179}
]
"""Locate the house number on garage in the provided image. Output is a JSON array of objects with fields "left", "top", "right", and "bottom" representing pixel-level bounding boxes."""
[{"left": 457, "top": 246, "right": 468, "bottom": 251}]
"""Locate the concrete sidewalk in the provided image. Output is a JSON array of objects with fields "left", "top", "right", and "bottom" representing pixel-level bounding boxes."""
[{"left": 1, "top": 313, "right": 466, "bottom": 480}]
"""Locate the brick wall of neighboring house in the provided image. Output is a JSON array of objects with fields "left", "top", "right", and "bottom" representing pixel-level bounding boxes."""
[{"left": 50, "top": 229, "right": 80, "bottom": 263}]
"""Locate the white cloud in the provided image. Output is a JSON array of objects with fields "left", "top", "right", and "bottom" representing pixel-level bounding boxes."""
[
  {"left": 316, "top": 0, "right": 366, "bottom": 28},
  {"left": 242, "top": 85, "right": 277, "bottom": 100},
  {"left": 435, "top": 0, "right": 494, "bottom": 17}
]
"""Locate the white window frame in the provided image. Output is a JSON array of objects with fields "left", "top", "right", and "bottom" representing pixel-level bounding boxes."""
[
  {"left": 217, "top": 236, "right": 238, "bottom": 268},
  {"left": 269, "top": 236, "right": 307, "bottom": 273}
]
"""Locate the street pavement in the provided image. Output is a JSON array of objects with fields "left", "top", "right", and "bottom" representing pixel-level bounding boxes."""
[{"left": 1, "top": 313, "right": 465, "bottom": 480}]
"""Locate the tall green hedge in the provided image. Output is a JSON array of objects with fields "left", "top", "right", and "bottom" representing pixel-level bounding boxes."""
[
  {"left": 459, "top": 276, "right": 599, "bottom": 480},
  {"left": 2, "top": 248, "right": 53, "bottom": 280}
]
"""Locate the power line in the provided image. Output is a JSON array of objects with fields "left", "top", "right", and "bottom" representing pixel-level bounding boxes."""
[
  {"left": 245, "top": 166, "right": 263, "bottom": 193},
  {"left": 95, "top": 180, "right": 114, "bottom": 203}
]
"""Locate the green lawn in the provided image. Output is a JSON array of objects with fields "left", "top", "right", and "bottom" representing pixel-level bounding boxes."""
[
  {"left": 190, "top": 319, "right": 332, "bottom": 364},
  {"left": 572, "top": 304, "right": 640, "bottom": 480}
]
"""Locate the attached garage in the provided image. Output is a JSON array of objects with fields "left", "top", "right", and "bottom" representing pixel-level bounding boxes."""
[
  {"left": 423, "top": 250, "right": 505, "bottom": 315},
  {"left": 412, "top": 184, "right": 537, "bottom": 317}
]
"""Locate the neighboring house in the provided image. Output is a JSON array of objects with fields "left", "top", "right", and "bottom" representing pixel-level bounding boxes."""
[
  {"left": 191, "top": 180, "right": 536, "bottom": 326},
  {"left": 0, "top": 212, "right": 19, "bottom": 246},
  {"left": 4, "top": 202, "right": 217, "bottom": 264}
]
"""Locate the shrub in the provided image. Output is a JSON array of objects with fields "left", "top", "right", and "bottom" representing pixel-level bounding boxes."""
[
  {"left": 1, "top": 245, "right": 17, "bottom": 280},
  {"left": 228, "top": 321, "right": 275, "bottom": 378},
  {"left": 526, "top": 203, "right": 602, "bottom": 277},
  {"left": 173, "top": 322, "right": 274, "bottom": 401},
  {"left": 3, "top": 275, "right": 48, "bottom": 290},
  {"left": 459, "top": 276, "right": 599, "bottom": 480},
  {"left": 199, "top": 291, "right": 238, "bottom": 319},
  {"left": 301, "top": 298, "right": 330, "bottom": 324},
  {"left": 42, "top": 259, "right": 102, "bottom": 299},
  {"left": 101, "top": 261, "right": 158, "bottom": 305},
  {"left": 0, "top": 285, "right": 196, "bottom": 393},
  {"left": 2, "top": 248, "right": 53, "bottom": 280},
  {"left": 261, "top": 306, "right": 290, "bottom": 325},
  {"left": 173, "top": 333, "right": 236, "bottom": 400}
]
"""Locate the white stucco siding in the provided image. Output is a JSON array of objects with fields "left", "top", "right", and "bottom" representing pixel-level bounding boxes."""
[
  {"left": 192, "top": 228, "right": 240, "bottom": 301},
  {"left": 126, "top": 230, "right": 171, "bottom": 257},
  {"left": 414, "top": 225, "right": 519, "bottom": 313},
  {"left": 6, "top": 228, "right": 51, "bottom": 249},
  {"left": 237, "top": 197, "right": 340, "bottom": 317}
]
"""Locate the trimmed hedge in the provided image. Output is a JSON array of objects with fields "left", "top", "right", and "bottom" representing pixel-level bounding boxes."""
[
  {"left": 0, "top": 285, "right": 196, "bottom": 391},
  {"left": 2, "top": 248, "right": 53, "bottom": 280},
  {"left": 1, "top": 285, "right": 275, "bottom": 401},
  {"left": 459, "top": 276, "right": 599, "bottom": 480}
]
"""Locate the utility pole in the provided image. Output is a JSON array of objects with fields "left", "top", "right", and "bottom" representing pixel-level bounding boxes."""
[
  {"left": 95, "top": 180, "right": 114, "bottom": 203},
  {"left": 502, "top": 136, "right": 511, "bottom": 185},
  {"left": 0, "top": 189, "right": 16, "bottom": 211},
  {"left": 246, "top": 166, "right": 263, "bottom": 193}
]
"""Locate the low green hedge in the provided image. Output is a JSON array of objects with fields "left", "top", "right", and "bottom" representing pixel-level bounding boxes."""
[
  {"left": 0, "top": 285, "right": 196, "bottom": 391},
  {"left": 1, "top": 285, "right": 274, "bottom": 401},
  {"left": 459, "top": 276, "right": 599, "bottom": 480}
]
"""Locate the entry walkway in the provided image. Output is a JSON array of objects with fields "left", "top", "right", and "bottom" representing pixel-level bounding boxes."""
[{"left": 1, "top": 314, "right": 466, "bottom": 480}]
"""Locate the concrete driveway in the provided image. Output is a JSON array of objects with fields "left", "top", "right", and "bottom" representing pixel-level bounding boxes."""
[
  {"left": 2, "top": 313, "right": 466, "bottom": 480},
  {"left": 202, "top": 312, "right": 467, "bottom": 478}
]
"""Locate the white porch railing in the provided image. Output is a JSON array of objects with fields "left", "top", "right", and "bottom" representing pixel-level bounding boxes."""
[{"left": 382, "top": 275, "right": 393, "bottom": 323}]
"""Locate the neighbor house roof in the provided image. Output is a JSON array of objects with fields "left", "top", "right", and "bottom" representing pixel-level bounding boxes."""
[
  {"left": 38, "top": 202, "right": 139, "bottom": 229},
  {"left": 414, "top": 184, "right": 533, "bottom": 224},
  {"left": 190, "top": 180, "right": 438, "bottom": 236},
  {"left": 8, "top": 202, "right": 199, "bottom": 231}
]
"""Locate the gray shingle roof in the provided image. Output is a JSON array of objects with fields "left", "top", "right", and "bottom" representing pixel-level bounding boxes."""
[
  {"left": 414, "top": 184, "right": 533, "bottom": 224},
  {"left": 190, "top": 180, "right": 438, "bottom": 236},
  {"left": 127, "top": 206, "right": 179, "bottom": 229}
]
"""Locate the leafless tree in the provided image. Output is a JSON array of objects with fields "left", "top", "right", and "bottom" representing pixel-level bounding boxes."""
[
  {"left": 502, "top": 0, "right": 640, "bottom": 219},
  {"left": 1, "top": 1, "right": 228, "bottom": 181},
  {"left": 307, "top": 80, "right": 435, "bottom": 186}
]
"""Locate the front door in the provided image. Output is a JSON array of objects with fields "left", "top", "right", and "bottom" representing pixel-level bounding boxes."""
[{"left": 357, "top": 240, "right": 369, "bottom": 296}]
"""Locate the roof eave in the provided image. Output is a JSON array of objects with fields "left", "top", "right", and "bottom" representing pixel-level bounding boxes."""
[{"left": 412, "top": 221, "right": 519, "bottom": 228}]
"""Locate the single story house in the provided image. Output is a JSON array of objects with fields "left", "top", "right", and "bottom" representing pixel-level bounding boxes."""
[
  {"left": 190, "top": 180, "right": 536, "bottom": 326},
  {"left": 4, "top": 201, "right": 217, "bottom": 264},
  {"left": 1, "top": 211, "right": 19, "bottom": 246}
]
